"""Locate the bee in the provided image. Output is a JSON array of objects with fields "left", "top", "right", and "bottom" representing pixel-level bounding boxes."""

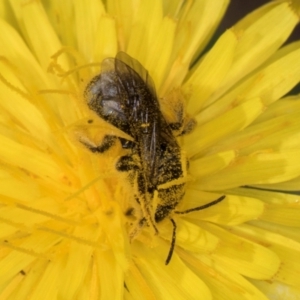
[{"left": 82, "top": 52, "right": 225, "bottom": 264}]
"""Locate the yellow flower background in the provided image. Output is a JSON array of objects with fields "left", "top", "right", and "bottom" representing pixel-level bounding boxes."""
[{"left": 0, "top": 0, "right": 300, "bottom": 299}]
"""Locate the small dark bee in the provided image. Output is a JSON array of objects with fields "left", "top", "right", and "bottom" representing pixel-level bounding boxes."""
[{"left": 82, "top": 52, "right": 225, "bottom": 264}]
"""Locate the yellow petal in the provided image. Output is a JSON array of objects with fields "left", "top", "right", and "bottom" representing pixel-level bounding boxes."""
[
  {"left": 250, "top": 280, "right": 300, "bottom": 300},
  {"left": 174, "top": 0, "right": 229, "bottom": 65},
  {"left": 189, "top": 150, "right": 236, "bottom": 178},
  {"left": 9, "top": 0, "right": 69, "bottom": 70},
  {"left": 0, "top": 134, "right": 66, "bottom": 182},
  {"left": 200, "top": 222, "right": 280, "bottom": 280},
  {"left": 97, "top": 249, "right": 124, "bottom": 300},
  {"left": 73, "top": 0, "right": 106, "bottom": 62},
  {"left": 197, "top": 150, "right": 300, "bottom": 190},
  {"left": 0, "top": 65, "right": 51, "bottom": 141},
  {"left": 224, "top": 187, "right": 300, "bottom": 227},
  {"left": 0, "top": 19, "right": 53, "bottom": 88},
  {"left": 0, "top": 230, "right": 62, "bottom": 284},
  {"left": 161, "top": 0, "right": 229, "bottom": 94},
  {"left": 40, "top": 0, "right": 76, "bottom": 48},
  {"left": 253, "top": 95, "right": 300, "bottom": 124},
  {"left": 181, "top": 191, "right": 264, "bottom": 226},
  {"left": 209, "top": 106, "right": 300, "bottom": 156},
  {"left": 198, "top": 41, "right": 300, "bottom": 126},
  {"left": 92, "top": 16, "right": 118, "bottom": 62},
  {"left": 213, "top": 1, "right": 298, "bottom": 98},
  {"left": 230, "top": 224, "right": 300, "bottom": 288},
  {"left": 185, "top": 97, "right": 264, "bottom": 157},
  {"left": 160, "top": 218, "right": 219, "bottom": 253},
  {"left": 132, "top": 241, "right": 212, "bottom": 299},
  {"left": 184, "top": 30, "right": 237, "bottom": 114},
  {"left": 253, "top": 175, "right": 300, "bottom": 192},
  {"left": 125, "top": 263, "right": 157, "bottom": 300},
  {"left": 5, "top": 260, "right": 49, "bottom": 299},
  {"left": 179, "top": 250, "right": 269, "bottom": 300},
  {"left": 147, "top": 17, "right": 176, "bottom": 91}
]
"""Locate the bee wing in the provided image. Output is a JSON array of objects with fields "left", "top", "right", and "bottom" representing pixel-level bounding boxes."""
[
  {"left": 115, "top": 53, "right": 177, "bottom": 143},
  {"left": 114, "top": 53, "right": 178, "bottom": 187},
  {"left": 115, "top": 52, "right": 157, "bottom": 98}
]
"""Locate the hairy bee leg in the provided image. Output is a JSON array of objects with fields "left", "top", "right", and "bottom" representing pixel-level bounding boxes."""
[
  {"left": 174, "top": 195, "right": 226, "bottom": 215},
  {"left": 116, "top": 155, "right": 139, "bottom": 171},
  {"left": 165, "top": 218, "right": 177, "bottom": 265},
  {"left": 81, "top": 135, "right": 116, "bottom": 153},
  {"left": 129, "top": 218, "right": 146, "bottom": 242},
  {"left": 137, "top": 173, "right": 159, "bottom": 235},
  {"left": 179, "top": 117, "right": 197, "bottom": 136}
]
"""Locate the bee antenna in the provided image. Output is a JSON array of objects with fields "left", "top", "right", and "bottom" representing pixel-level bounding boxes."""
[
  {"left": 165, "top": 218, "right": 177, "bottom": 265},
  {"left": 174, "top": 195, "right": 225, "bottom": 215}
]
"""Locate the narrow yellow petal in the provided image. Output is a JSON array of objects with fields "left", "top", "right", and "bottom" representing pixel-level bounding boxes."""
[
  {"left": 253, "top": 95, "right": 300, "bottom": 124},
  {"left": 185, "top": 97, "right": 264, "bottom": 157},
  {"left": 189, "top": 150, "right": 236, "bottom": 178},
  {"left": 73, "top": 0, "right": 105, "bottom": 62},
  {"left": 147, "top": 17, "right": 176, "bottom": 91},
  {"left": 125, "top": 263, "right": 157, "bottom": 300},
  {"left": 9, "top": 0, "right": 69, "bottom": 70},
  {"left": 23, "top": 259, "right": 61, "bottom": 300},
  {"left": 179, "top": 251, "right": 269, "bottom": 300},
  {"left": 181, "top": 192, "right": 264, "bottom": 226},
  {"left": 0, "top": 134, "right": 66, "bottom": 181},
  {"left": 126, "top": 0, "right": 163, "bottom": 62},
  {"left": 262, "top": 205, "right": 300, "bottom": 227},
  {"left": 209, "top": 108, "right": 300, "bottom": 156},
  {"left": 160, "top": 218, "right": 219, "bottom": 253},
  {"left": 132, "top": 241, "right": 213, "bottom": 299},
  {"left": 210, "top": 1, "right": 298, "bottom": 100},
  {"left": 0, "top": 231, "right": 62, "bottom": 284},
  {"left": 97, "top": 250, "right": 124, "bottom": 300},
  {"left": 0, "top": 65, "right": 51, "bottom": 141},
  {"left": 40, "top": 0, "right": 76, "bottom": 48},
  {"left": 174, "top": 0, "right": 229, "bottom": 65},
  {"left": 58, "top": 226, "right": 99, "bottom": 299},
  {"left": 0, "top": 0, "right": 15, "bottom": 25},
  {"left": 253, "top": 220, "right": 300, "bottom": 245},
  {"left": 93, "top": 16, "right": 118, "bottom": 62},
  {"left": 161, "top": 0, "right": 229, "bottom": 94},
  {"left": 250, "top": 280, "right": 300, "bottom": 300},
  {"left": 184, "top": 30, "right": 237, "bottom": 114},
  {"left": 4, "top": 260, "right": 49, "bottom": 299},
  {"left": 198, "top": 42, "right": 300, "bottom": 126},
  {"left": 200, "top": 222, "right": 280, "bottom": 280},
  {"left": 226, "top": 188, "right": 300, "bottom": 227},
  {"left": 197, "top": 150, "right": 300, "bottom": 191},
  {"left": 230, "top": 224, "right": 300, "bottom": 288},
  {"left": 242, "top": 43, "right": 300, "bottom": 106},
  {"left": 162, "top": 0, "right": 184, "bottom": 18},
  {"left": 253, "top": 175, "right": 300, "bottom": 192},
  {"left": 0, "top": 19, "right": 53, "bottom": 89}
]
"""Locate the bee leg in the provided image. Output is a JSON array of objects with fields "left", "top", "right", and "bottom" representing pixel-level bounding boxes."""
[
  {"left": 80, "top": 135, "right": 116, "bottom": 153},
  {"left": 169, "top": 117, "right": 197, "bottom": 137},
  {"left": 179, "top": 117, "right": 197, "bottom": 136},
  {"left": 116, "top": 155, "right": 140, "bottom": 172},
  {"left": 129, "top": 217, "right": 146, "bottom": 242},
  {"left": 165, "top": 218, "right": 177, "bottom": 265},
  {"left": 174, "top": 195, "right": 226, "bottom": 214}
]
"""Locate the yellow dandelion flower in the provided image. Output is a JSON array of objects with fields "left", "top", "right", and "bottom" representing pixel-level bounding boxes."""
[{"left": 0, "top": 0, "right": 300, "bottom": 299}]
